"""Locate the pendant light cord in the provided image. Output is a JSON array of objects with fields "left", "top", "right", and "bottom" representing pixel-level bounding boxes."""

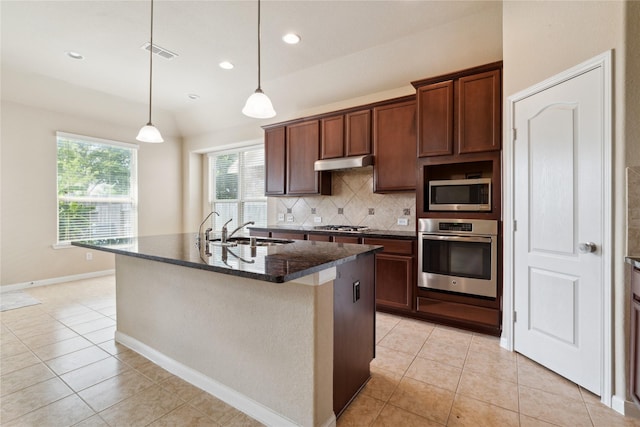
[
  {"left": 147, "top": 0, "right": 154, "bottom": 125},
  {"left": 257, "top": 0, "right": 262, "bottom": 91}
]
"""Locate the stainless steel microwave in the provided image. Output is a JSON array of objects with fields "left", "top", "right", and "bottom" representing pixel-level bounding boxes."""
[{"left": 428, "top": 178, "right": 491, "bottom": 212}]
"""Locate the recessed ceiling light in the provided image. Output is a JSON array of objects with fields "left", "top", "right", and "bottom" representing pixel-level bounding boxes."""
[
  {"left": 282, "top": 33, "right": 301, "bottom": 44},
  {"left": 219, "top": 61, "right": 234, "bottom": 70},
  {"left": 66, "top": 51, "right": 84, "bottom": 60},
  {"left": 187, "top": 94, "right": 200, "bottom": 100}
]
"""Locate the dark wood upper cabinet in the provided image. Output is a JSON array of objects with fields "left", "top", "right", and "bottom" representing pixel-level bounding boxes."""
[
  {"left": 320, "top": 115, "right": 345, "bottom": 159},
  {"left": 372, "top": 99, "right": 417, "bottom": 193},
  {"left": 457, "top": 69, "right": 501, "bottom": 154},
  {"left": 345, "top": 110, "right": 371, "bottom": 156},
  {"left": 417, "top": 80, "right": 454, "bottom": 157},
  {"left": 320, "top": 109, "right": 371, "bottom": 159},
  {"left": 264, "top": 127, "right": 286, "bottom": 195},
  {"left": 413, "top": 62, "right": 502, "bottom": 157},
  {"left": 286, "top": 120, "right": 330, "bottom": 195}
]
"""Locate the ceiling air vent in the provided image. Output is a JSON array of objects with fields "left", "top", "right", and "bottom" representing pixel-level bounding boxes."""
[{"left": 140, "top": 42, "right": 178, "bottom": 60}]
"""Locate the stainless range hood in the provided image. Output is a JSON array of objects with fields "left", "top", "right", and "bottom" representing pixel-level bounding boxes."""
[{"left": 313, "top": 154, "right": 374, "bottom": 171}]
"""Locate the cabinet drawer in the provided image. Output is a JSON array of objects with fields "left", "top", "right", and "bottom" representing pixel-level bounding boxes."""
[
  {"left": 334, "top": 236, "right": 361, "bottom": 244},
  {"left": 308, "top": 234, "right": 332, "bottom": 242},
  {"left": 417, "top": 297, "right": 499, "bottom": 327},
  {"left": 363, "top": 238, "right": 413, "bottom": 255},
  {"left": 271, "top": 231, "right": 306, "bottom": 240}
]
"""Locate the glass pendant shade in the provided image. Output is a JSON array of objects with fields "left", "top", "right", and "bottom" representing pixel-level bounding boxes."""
[
  {"left": 136, "top": 123, "right": 164, "bottom": 143},
  {"left": 242, "top": 89, "right": 276, "bottom": 119}
]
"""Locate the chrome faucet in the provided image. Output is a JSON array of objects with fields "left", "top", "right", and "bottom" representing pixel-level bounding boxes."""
[
  {"left": 220, "top": 219, "right": 233, "bottom": 243},
  {"left": 197, "top": 211, "right": 219, "bottom": 247},
  {"left": 222, "top": 220, "right": 255, "bottom": 243}
]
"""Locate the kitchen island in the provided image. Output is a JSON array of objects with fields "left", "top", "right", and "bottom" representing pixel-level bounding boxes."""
[{"left": 73, "top": 234, "right": 381, "bottom": 427}]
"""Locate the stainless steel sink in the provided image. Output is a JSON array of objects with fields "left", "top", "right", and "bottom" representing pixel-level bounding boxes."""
[{"left": 209, "top": 237, "right": 293, "bottom": 247}]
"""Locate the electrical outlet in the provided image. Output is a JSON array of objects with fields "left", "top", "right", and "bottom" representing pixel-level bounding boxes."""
[
  {"left": 397, "top": 218, "right": 409, "bottom": 226},
  {"left": 353, "top": 281, "right": 360, "bottom": 303},
  {"left": 86, "top": 252, "right": 93, "bottom": 261},
  {"left": 314, "top": 216, "right": 322, "bottom": 223},
  {"left": 286, "top": 214, "right": 294, "bottom": 223},
  {"left": 277, "top": 213, "right": 285, "bottom": 221}
]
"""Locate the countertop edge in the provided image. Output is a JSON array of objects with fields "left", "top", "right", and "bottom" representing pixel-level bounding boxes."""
[
  {"left": 249, "top": 226, "right": 417, "bottom": 240},
  {"left": 626, "top": 257, "right": 640, "bottom": 269},
  {"left": 72, "top": 241, "right": 383, "bottom": 283}
]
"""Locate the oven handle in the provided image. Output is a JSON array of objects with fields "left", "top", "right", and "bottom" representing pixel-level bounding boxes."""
[{"left": 419, "top": 234, "right": 494, "bottom": 244}]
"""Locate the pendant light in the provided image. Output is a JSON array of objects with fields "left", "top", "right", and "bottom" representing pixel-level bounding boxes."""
[
  {"left": 136, "top": 0, "right": 164, "bottom": 143},
  {"left": 242, "top": 0, "right": 276, "bottom": 119}
]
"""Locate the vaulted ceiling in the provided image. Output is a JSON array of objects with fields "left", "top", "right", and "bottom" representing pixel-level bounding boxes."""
[{"left": 1, "top": 1, "right": 502, "bottom": 138}]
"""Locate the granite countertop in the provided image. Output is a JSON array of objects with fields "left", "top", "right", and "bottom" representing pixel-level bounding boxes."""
[
  {"left": 250, "top": 225, "right": 417, "bottom": 240},
  {"left": 72, "top": 233, "right": 382, "bottom": 283},
  {"left": 627, "top": 257, "right": 640, "bottom": 269}
]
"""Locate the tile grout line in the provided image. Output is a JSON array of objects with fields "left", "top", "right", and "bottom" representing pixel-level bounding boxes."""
[{"left": 0, "top": 295, "right": 130, "bottom": 426}]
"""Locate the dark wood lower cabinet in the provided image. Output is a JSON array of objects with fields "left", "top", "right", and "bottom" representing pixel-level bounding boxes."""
[
  {"left": 374, "top": 254, "right": 412, "bottom": 310},
  {"left": 630, "top": 265, "right": 640, "bottom": 406},
  {"left": 334, "top": 253, "right": 375, "bottom": 417},
  {"left": 363, "top": 238, "right": 415, "bottom": 313}
]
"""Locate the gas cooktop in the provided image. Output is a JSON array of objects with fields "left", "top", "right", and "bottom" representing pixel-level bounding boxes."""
[{"left": 313, "top": 225, "right": 370, "bottom": 232}]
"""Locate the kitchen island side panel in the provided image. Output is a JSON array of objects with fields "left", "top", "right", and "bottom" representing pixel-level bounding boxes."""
[{"left": 114, "top": 254, "right": 335, "bottom": 427}]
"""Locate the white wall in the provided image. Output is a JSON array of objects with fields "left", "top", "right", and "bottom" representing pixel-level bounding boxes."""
[
  {"left": 181, "top": 5, "right": 504, "bottom": 232},
  {"left": 502, "top": 0, "right": 636, "bottom": 407},
  {"left": 0, "top": 100, "right": 183, "bottom": 286}
]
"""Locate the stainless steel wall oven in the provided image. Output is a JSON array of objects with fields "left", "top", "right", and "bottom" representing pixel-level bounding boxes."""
[{"left": 418, "top": 218, "right": 498, "bottom": 298}]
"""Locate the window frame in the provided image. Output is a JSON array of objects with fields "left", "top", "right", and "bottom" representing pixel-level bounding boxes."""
[
  {"left": 55, "top": 131, "right": 138, "bottom": 247},
  {"left": 208, "top": 143, "right": 266, "bottom": 232}
]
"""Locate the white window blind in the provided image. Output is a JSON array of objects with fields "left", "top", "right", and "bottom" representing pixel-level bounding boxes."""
[
  {"left": 56, "top": 132, "right": 138, "bottom": 244},
  {"left": 209, "top": 145, "right": 267, "bottom": 232}
]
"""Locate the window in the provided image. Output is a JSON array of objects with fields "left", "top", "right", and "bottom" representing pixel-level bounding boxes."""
[
  {"left": 209, "top": 145, "right": 266, "bottom": 233},
  {"left": 56, "top": 132, "right": 138, "bottom": 244}
]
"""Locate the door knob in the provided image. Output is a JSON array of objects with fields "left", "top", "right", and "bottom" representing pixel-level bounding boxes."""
[{"left": 578, "top": 242, "right": 597, "bottom": 253}]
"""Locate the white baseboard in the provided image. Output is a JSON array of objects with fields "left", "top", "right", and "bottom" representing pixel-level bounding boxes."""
[
  {"left": 115, "top": 331, "right": 336, "bottom": 427},
  {"left": 611, "top": 395, "right": 640, "bottom": 418},
  {"left": 1, "top": 270, "right": 115, "bottom": 293}
]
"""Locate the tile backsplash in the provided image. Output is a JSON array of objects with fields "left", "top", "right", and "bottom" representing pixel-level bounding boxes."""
[
  {"left": 628, "top": 167, "right": 640, "bottom": 256},
  {"left": 267, "top": 168, "right": 416, "bottom": 231}
]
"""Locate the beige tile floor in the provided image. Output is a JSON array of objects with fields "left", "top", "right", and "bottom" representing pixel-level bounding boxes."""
[{"left": 0, "top": 276, "right": 638, "bottom": 427}]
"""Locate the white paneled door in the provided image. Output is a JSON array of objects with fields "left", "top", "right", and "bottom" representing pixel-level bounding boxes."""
[{"left": 513, "top": 65, "right": 605, "bottom": 394}]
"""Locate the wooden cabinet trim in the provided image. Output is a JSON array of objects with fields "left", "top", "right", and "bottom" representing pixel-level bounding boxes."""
[
  {"left": 363, "top": 238, "right": 413, "bottom": 255},
  {"left": 262, "top": 95, "right": 414, "bottom": 131},
  {"left": 411, "top": 60, "right": 503, "bottom": 89}
]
